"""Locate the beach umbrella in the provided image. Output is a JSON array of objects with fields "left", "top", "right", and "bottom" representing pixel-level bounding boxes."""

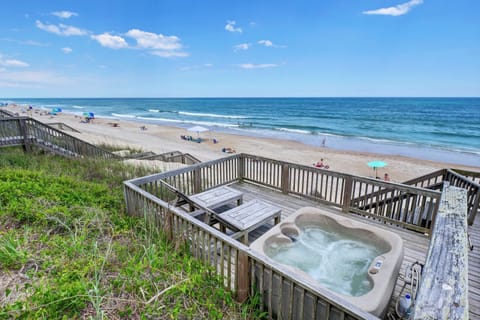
[
  {"left": 187, "top": 125, "right": 209, "bottom": 133},
  {"left": 83, "top": 112, "right": 95, "bottom": 118},
  {"left": 187, "top": 125, "right": 210, "bottom": 140},
  {"left": 50, "top": 107, "right": 62, "bottom": 115},
  {"left": 367, "top": 160, "right": 387, "bottom": 178}
]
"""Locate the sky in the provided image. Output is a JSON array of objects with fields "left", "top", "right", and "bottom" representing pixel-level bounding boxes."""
[{"left": 0, "top": 0, "right": 479, "bottom": 98}]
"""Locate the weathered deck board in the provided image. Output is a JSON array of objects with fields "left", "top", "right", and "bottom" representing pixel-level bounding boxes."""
[{"left": 228, "top": 182, "right": 480, "bottom": 320}]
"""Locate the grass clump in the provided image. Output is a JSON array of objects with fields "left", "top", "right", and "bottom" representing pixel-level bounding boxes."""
[{"left": 0, "top": 147, "right": 253, "bottom": 319}]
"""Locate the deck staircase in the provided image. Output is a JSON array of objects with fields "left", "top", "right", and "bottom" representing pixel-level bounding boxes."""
[{"left": 0, "top": 109, "right": 201, "bottom": 164}]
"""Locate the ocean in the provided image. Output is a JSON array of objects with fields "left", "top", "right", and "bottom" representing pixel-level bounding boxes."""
[{"left": 2, "top": 97, "right": 480, "bottom": 166}]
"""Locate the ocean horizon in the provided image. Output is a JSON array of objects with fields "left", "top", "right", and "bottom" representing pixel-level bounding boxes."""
[{"left": 2, "top": 97, "right": 480, "bottom": 167}]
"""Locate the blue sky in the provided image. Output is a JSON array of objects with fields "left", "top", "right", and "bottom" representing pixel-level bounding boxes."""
[{"left": 0, "top": 0, "right": 479, "bottom": 97}]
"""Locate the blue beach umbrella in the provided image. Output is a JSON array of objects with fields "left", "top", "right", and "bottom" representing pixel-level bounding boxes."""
[
  {"left": 51, "top": 107, "right": 62, "bottom": 114},
  {"left": 367, "top": 160, "right": 387, "bottom": 178},
  {"left": 83, "top": 112, "right": 94, "bottom": 118}
]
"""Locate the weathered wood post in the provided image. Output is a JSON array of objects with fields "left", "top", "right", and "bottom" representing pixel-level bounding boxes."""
[
  {"left": 237, "top": 154, "right": 245, "bottom": 182},
  {"left": 18, "top": 118, "right": 31, "bottom": 152},
  {"left": 413, "top": 184, "right": 468, "bottom": 319},
  {"left": 236, "top": 249, "right": 250, "bottom": 303},
  {"left": 467, "top": 189, "right": 480, "bottom": 225},
  {"left": 342, "top": 176, "right": 353, "bottom": 213},
  {"left": 193, "top": 167, "right": 202, "bottom": 194},
  {"left": 281, "top": 163, "right": 290, "bottom": 194}
]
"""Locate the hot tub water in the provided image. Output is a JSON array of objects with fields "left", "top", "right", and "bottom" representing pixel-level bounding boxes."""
[{"left": 266, "top": 225, "right": 384, "bottom": 297}]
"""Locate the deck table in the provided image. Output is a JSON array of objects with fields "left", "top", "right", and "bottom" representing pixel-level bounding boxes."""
[
  {"left": 189, "top": 185, "right": 243, "bottom": 209},
  {"left": 216, "top": 199, "right": 281, "bottom": 244}
]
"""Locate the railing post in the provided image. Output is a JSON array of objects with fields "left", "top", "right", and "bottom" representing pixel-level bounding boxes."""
[
  {"left": 18, "top": 118, "right": 31, "bottom": 153},
  {"left": 237, "top": 154, "right": 245, "bottom": 181},
  {"left": 342, "top": 176, "right": 353, "bottom": 213},
  {"left": 193, "top": 167, "right": 202, "bottom": 193},
  {"left": 281, "top": 163, "right": 290, "bottom": 194},
  {"left": 236, "top": 251, "right": 250, "bottom": 303},
  {"left": 468, "top": 190, "right": 480, "bottom": 225}
]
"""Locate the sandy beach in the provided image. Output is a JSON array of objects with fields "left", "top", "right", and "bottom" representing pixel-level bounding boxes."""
[{"left": 5, "top": 104, "right": 479, "bottom": 181}]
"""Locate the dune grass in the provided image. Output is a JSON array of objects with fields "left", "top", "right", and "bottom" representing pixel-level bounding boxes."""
[{"left": 0, "top": 147, "right": 264, "bottom": 319}]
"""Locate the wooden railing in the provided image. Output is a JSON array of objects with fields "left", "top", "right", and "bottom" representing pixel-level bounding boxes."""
[
  {"left": 403, "top": 168, "right": 480, "bottom": 225},
  {"left": 0, "top": 117, "right": 25, "bottom": 147},
  {"left": 236, "top": 154, "right": 441, "bottom": 234},
  {"left": 453, "top": 168, "right": 480, "bottom": 185},
  {"left": 413, "top": 185, "right": 469, "bottom": 319},
  {"left": 137, "top": 150, "right": 201, "bottom": 165},
  {"left": 0, "top": 117, "right": 120, "bottom": 159},
  {"left": 445, "top": 169, "right": 480, "bottom": 225},
  {"left": 0, "top": 108, "right": 17, "bottom": 118},
  {"left": 403, "top": 169, "right": 446, "bottom": 191},
  {"left": 128, "top": 153, "right": 442, "bottom": 234}
]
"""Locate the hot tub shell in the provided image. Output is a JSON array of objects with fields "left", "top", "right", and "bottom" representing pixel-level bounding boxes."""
[{"left": 250, "top": 207, "right": 404, "bottom": 318}]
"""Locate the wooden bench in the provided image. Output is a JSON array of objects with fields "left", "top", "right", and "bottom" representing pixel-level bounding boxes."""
[{"left": 216, "top": 199, "right": 281, "bottom": 244}]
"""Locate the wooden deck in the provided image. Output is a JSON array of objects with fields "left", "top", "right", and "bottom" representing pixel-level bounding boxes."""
[{"left": 225, "top": 181, "right": 480, "bottom": 319}]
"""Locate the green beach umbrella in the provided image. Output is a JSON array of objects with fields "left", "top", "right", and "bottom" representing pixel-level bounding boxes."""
[{"left": 367, "top": 160, "right": 387, "bottom": 178}]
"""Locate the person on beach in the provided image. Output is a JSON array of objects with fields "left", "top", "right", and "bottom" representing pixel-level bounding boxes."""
[
  {"left": 222, "top": 147, "right": 236, "bottom": 153},
  {"left": 314, "top": 158, "right": 330, "bottom": 169},
  {"left": 384, "top": 173, "right": 390, "bottom": 181}
]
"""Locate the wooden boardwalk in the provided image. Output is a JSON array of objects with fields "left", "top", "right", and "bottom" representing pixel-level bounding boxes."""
[{"left": 226, "top": 182, "right": 480, "bottom": 319}]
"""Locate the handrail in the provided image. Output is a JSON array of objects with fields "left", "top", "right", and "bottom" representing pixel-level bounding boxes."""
[
  {"left": 26, "top": 117, "right": 120, "bottom": 159},
  {"left": 402, "top": 169, "right": 447, "bottom": 190},
  {"left": 0, "top": 117, "right": 120, "bottom": 159},
  {"left": 1, "top": 117, "right": 200, "bottom": 165},
  {"left": 445, "top": 169, "right": 480, "bottom": 225},
  {"left": 401, "top": 168, "right": 480, "bottom": 225},
  {"left": 413, "top": 185, "right": 469, "bottom": 319},
  {"left": 0, "top": 108, "right": 17, "bottom": 118}
]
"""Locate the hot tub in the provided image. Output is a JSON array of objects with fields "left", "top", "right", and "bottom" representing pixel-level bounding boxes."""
[{"left": 250, "top": 207, "right": 404, "bottom": 317}]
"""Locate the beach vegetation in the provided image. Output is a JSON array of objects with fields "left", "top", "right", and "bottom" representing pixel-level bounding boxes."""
[{"left": 0, "top": 147, "right": 260, "bottom": 319}]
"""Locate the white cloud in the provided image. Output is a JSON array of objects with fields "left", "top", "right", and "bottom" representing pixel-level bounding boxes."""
[
  {"left": 239, "top": 63, "right": 279, "bottom": 69},
  {"left": 258, "top": 40, "right": 273, "bottom": 47},
  {"left": 257, "top": 40, "right": 286, "bottom": 48},
  {"left": 62, "top": 47, "right": 73, "bottom": 54},
  {"left": 91, "top": 33, "right": 128, "bottom": 49},
  {"left": 363, "top": 0, "right": 423, "bottom": 16},
  {"left": 51, "top": 11, "right": 78, "bottom": 19},
  {"left": 125, "top": 29, "right": 183, "bottom": 50},
  {"left": 225, "top": 20, "right": 242, "bottom": 33},
  {"left": 0, "top": 54, "right": 29, "bottom": 67},
  {"left": 125, "top": 29, "right": 188, "bottom": 57},
  {"left": 36, "top": 20, "right": 87, "bottom": 36},
  {"left": 234, "top": 43, "right": 251, "bottom": 52}
]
